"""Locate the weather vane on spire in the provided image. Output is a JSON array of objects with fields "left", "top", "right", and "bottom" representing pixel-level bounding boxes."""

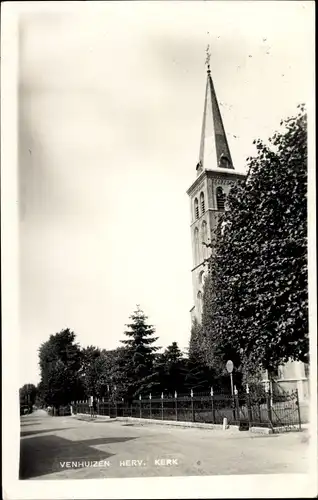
[{"left": 205, "top": 44, "right": 211, "bottom": 72}]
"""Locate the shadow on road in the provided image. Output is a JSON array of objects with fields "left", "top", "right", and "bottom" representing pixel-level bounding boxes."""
[
  {"left": 20, "top": 434, "right": 137, "bottom": 479},
  {"left": 20, "top": 422, "right": 45, "bottom": 427},
  {"left": 21, "top": 428, "right": 76, "bottom": 437},
  {"left": 21, "top": 418, "right": 46, "bottom": 422}
]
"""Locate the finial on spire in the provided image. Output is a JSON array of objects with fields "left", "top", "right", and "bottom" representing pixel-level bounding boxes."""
[{"left": 205, "top": 44, "right": 211, "bottom": 74}]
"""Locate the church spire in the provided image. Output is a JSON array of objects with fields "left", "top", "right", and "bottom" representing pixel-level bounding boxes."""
[{"left": 197, "top": 45, "right": 234, "bottom": 174}]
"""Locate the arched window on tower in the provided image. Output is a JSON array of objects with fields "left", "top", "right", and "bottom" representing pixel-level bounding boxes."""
[
  {"left": 219, "top": 154, "right": 231, "bottom": 169},
  {"left": 216, "top": 187, "right": 226, "bottom": 211},
  {"left": 194, "top": 227, "right": 200, "bottom": 265},
  {"left": 201, "top": 220, "right": 208, "bottom": 260},
  {"left": 194, "top": 198, "right": 199, "bottom": 220},
  {"left": 200, "top": 192, "right": 205, "bottom": 214}
]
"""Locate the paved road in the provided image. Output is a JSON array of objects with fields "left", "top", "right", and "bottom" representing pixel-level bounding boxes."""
[{"left": 20, "top": 410, "right": 309, "bottom": 479}]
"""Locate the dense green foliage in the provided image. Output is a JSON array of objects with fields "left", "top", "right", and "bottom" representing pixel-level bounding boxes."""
[
  {"left": 19, "top": 383, "right": 37, "bottom": 408},
  {"left": 147, "top": 342, "right": 187, "bottom": 395},
  {"left": 32, "top": 307, "right": 224, "bottom": 405},
  {"left": 119, "top": 306, "right": 160, "bottom": 398},
  {"left": 38, "top": 329, "right": 83, "bottom": 409},
  {"left": 79, "top": 345, "right": 102, "bottom": 398},
  {"left": 202, "top": 105, "right": 308, "bottom": 376},
  {"left": 188, "top": 317, "right": 205, "bottom": 363}
]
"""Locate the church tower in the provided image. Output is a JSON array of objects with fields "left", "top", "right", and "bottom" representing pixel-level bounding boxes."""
[
  {"left": 187, "top": 53, "right": 245, "bottom": 322},
  {"left": 186, "top": 50, "right": 309, "bottom": 404}
]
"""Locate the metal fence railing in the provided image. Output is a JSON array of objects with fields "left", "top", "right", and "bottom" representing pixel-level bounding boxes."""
[{"left": 70, "top": 387, "right": 302, "bottom": 431}]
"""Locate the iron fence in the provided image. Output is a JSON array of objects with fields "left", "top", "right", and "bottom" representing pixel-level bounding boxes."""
[{"left": 71, "top": 388, "right": 302, "bottom": 431}]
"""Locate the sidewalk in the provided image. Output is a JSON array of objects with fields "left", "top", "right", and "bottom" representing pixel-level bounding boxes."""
[{"left": 72, "top": 413, "right": 308, "bottom": 435}]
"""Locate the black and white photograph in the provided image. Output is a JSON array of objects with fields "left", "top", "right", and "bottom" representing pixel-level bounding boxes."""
[{"left": 1, "top": 1, "right": 316, "bottom": 498}]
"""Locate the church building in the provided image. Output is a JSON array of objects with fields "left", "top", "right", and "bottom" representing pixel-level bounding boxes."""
[{"left": 187, "top": 56, "right": 309, "bottom": 404}]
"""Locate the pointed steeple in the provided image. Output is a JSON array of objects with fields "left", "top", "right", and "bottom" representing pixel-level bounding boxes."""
[{"left": 197, "top": 46, "right": 234, "bottom": 174}]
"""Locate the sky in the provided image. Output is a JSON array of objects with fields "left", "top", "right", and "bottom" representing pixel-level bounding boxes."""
[{"left": 18, "top": 1, "right": 314, "bottom": 386}]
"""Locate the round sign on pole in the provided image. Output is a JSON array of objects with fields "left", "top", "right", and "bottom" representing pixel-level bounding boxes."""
[{"left": 226, "top": 360, "right": 234, "bottom": 374}]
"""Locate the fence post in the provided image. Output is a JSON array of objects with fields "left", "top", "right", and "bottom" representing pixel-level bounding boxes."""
[
  {"left": 265, "top": 382, "right": 273, "bottom": 427},
  {"left": 246, "top": 384, "right": 252, "bottom": 427},
  {"left": 234, "top": 386, "right": 240, "bottom": 423},
  {"left": 210, "top": 387, "right": 215, "bottom": 424},
  {"left": 190, "top": 389, "right": 194, "bottom": 422},
  {"left": 161, "top": 392, "right": 164, "bottom": 420},
  {"left": 107, "top": 385, "right": 110, "bottom": 415},
  {"left": 114, "top": 386, "right": 117, "bottom": 417},
  {"left": 175, "top": 391, "right": 178, "bottom": 421},
  {"left": 139, "top": 394, "right": 142, "bottom": 419},
  {"left": 295, "top": 388, "right": 302, "bottom": 431}
]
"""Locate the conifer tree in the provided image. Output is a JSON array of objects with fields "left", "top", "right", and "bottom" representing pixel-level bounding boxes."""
[
  {"left": 120, "top": 306, "right": 160, "bottom": 398},
  {"left": 150, "top": 342, "right": 188, "bottom": 395}
]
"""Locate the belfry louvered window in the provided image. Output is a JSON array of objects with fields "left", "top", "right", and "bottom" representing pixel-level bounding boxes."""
[
  {"left": 194, "top": 198, "right": 199, "bottom": 219},
  {"left": 200, "top": 192, "right": 205, "bottom": 213},
  {"left": 216, "top": 187, "right": 225, "bottom": 211}
]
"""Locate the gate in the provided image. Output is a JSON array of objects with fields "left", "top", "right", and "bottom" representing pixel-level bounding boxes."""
[{"left": 270, "top": 390, "right": 301, "bottom": 431}]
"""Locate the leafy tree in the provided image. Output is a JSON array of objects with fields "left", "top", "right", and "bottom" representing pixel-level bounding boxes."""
[
  {"left": 79, "top": 345, "right": 102, "bottom": 398},
  {"left": 187, "top": 306, "right": 239, "bottom": 392},
  {"left": 19, "top": 383, "right": 37, "bottom": 408},
  {"left": 202, "top": 105, "right": 308, "bottom": 378},
  {"left": 120, "top": 306, "right": 160, "bottom": 398},
  {"left": 94, "top": 348, "right": 130, "bottom": 401},
  {"left": 35, "top": 381, "right": 46, "bottom": 407},
  {"left": 38, "top": 328, "right": 82, "bottom": 411}
]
